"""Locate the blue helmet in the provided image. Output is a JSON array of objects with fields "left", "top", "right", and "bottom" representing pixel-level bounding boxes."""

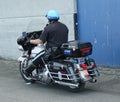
[{"left": 46, "top": 10, "right": 60, "bottom": 20}]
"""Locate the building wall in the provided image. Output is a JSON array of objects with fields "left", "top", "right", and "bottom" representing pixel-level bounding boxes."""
[
  {"left": 77, "top": 0, "right": 120, "bottom": 67},
  {"left": 0, "top": 0, "right": 76, "bottom": 59}
]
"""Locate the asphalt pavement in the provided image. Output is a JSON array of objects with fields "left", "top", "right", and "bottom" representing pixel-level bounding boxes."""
[{"left": 0, "top": 59, "right": 120, "bottom": 102}]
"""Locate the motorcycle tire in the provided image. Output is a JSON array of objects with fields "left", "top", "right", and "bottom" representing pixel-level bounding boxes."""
[
  {"left": 19, "top": 62, "right": 36, "bottom": 83},
  {"left": 68, "top": 82, "right": 85, "bottom": 92}
]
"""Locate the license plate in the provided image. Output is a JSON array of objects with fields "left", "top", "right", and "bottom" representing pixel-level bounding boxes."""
[{"left": 81, "top": 70, "right": 90, "bottom": 78}]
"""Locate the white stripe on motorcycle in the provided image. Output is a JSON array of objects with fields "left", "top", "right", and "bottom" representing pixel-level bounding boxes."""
[{"left": 32, "top": 50, "right": 45, "bottom": 62}]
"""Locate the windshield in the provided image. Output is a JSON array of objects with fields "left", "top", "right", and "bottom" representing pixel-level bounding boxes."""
[{"left": 26, "top": 18, "right": 47, "bottom": 33}]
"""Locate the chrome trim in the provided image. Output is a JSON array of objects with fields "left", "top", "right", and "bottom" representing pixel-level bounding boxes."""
[
  {"left": 50, "top": 72, "right": 80, "bottom": 80},
  {"left": 54, "top": 80, "right": 79, "bottom": 87}
]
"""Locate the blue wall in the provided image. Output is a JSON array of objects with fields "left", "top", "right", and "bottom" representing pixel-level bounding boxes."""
[{"left": 77, "top": 0, "right": 120, "bottom": 67}]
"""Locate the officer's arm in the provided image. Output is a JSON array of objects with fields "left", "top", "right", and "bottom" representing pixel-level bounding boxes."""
[{"left": 30, "top": 39, "right": 43, "bottom": 45}]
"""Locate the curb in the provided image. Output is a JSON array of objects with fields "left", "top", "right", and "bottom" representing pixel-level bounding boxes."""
[{"left": 98, "top": 67, "right": 120, "bottom": 76}]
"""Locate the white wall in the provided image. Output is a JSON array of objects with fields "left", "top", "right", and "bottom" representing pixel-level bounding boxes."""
[{"left": 0, "top": 0, "right": 76, "bottom": 59}]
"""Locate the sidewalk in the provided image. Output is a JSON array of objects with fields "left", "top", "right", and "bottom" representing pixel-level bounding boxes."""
[{"left": 98, "top": 66, "right": 120, "bottom": 77}]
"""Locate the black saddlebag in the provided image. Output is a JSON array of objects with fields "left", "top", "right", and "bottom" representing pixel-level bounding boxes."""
[{"left": 61, "top": 40, "right": 92, "bottom": 58}]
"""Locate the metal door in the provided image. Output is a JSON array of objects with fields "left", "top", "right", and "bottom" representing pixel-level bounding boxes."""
[{"left": 77, "top": 0, "right": 120, "bottom": 66}]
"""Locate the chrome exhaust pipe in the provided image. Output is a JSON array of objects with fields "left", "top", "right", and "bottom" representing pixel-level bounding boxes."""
[{"left": 54, "top": 80, "right": 79, "bottom": 87}]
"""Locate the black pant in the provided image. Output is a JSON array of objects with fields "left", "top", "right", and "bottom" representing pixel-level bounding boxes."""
[
  {"left": 32, "top": 50, "right": 46, "bottom": 66},
  {"left": 32, "top": 47, "right": 62, "bottom": 66}
]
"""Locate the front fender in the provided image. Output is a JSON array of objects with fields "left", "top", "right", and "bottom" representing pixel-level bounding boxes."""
[{"left": 18, "top": 56, "right": 27, "bottom": 63}]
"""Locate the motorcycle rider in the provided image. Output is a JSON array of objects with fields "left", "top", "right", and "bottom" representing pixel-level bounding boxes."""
[{"left": 24, "top": 10, "right": 69, "bottom": 76}]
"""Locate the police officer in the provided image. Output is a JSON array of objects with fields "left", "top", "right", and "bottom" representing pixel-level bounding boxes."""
[{"left": 25, "top": 10, "right": 69, "bottom": 75}]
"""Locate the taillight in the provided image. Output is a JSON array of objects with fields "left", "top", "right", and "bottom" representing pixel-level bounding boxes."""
[
  {"left": 80, "top": 64, "right": 88, "bottom": 69},
  {"left": 80, "top": 47, "right": 91, "bottom": 56}
]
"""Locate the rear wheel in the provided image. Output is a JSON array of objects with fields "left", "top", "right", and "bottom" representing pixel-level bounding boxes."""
[{"left": 19, "top": 60, "right": 36, "bottom": 83}]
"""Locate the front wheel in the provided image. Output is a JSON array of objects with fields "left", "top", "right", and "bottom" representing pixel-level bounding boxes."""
[
  {"left": 19, "top": 61, "right": 36, "bottom": 83},
  {"left": 69, "top": 82, "right": 85, "bottom": 92}
]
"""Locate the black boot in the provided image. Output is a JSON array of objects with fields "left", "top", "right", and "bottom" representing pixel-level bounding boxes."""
[{"left": 24, "top": 64, "right": 36, "bottom": 75}]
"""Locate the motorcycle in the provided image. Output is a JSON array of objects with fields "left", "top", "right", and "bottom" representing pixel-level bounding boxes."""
[{"left": 17, "top": 21, "right": 99, "bottom": 92}]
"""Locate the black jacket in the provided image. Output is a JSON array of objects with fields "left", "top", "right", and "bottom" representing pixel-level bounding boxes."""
[{"left": 39, "top": 21, "right": 69, "bottom": 49}]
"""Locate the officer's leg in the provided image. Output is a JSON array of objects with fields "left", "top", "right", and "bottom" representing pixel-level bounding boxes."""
[{"left": 25, "top": 51, "right": 45, "bottom": 74}]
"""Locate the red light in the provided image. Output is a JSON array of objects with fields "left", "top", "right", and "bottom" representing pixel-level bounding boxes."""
[
  {"left": 80, "top": 64, "right": 88, "bottom": 69},
  {"left": 80, "top": 47, "right": 91, "bottom": 56}
]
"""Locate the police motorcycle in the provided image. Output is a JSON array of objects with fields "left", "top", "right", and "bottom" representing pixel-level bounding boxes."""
[{"left": 17, "top": 29, "right": 100, "bottom": 92}]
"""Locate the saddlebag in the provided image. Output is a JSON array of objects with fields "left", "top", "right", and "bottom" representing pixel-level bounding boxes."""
[{"left": 61, "top": 40, "right": 92, "bottom": 58}]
